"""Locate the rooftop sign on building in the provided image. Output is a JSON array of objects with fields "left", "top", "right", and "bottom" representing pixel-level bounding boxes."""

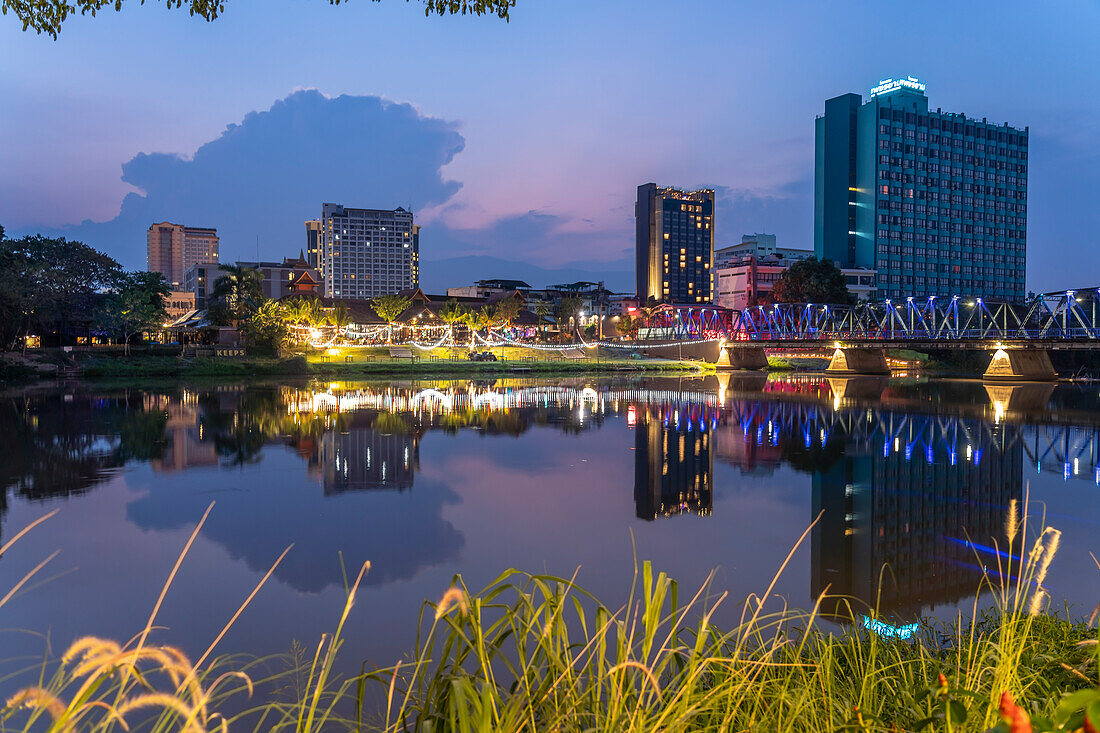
[{"left": 869, "top": 76, "right": 926, "bottom": 98}]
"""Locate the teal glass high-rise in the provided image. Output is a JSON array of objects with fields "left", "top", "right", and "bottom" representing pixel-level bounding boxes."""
[{"left": 814, "top": 78, "right": 1028, "bottom": 303}]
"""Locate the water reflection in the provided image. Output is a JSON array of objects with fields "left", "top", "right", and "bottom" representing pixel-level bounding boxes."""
[
  {"left": 632, "top": 403, "right": 714, "bottom": 520},
  {"left": 1, "top": 375, "right": 1098, "bottom": 624}
]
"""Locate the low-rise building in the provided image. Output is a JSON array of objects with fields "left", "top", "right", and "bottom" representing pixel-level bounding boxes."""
[
  {"left": 164, "top": 291, "right": 196, "bottom": 324},
  {"left": 236, "top": 255, "right": 322, "bottom": 300},
  {"left": 185, "top": 256, "right": 322, "bottom": 310},
  {"left": 446, "top": 279, "right": 532, "bottom": 299},
  {"left": 714, "top": 233, "right": 813, "bottom": 269},
  {"left": 714, "top": 254, "right": 876, "bottom": 310},
  {"left": 184, "top": 263, "right": 221, "bottom": 311}
]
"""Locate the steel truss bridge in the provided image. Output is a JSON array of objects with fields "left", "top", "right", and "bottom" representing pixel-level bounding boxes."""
[
  {"left": 725, "top": 398, "right": 1100, "bottom": 485},
  {"left": 646, "top": 288, "right": 1100, "bottom": 346}
]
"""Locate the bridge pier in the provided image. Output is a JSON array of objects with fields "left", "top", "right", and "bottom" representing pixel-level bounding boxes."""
[
  {"left": 717, "top": 345, "right": 770, "bottom": 370},
  {"left": 982, "top": 348, "right": 1057, "bottom": 382},
  {"left": 825, "top": 347, "right": 891, "bottom": 376}
]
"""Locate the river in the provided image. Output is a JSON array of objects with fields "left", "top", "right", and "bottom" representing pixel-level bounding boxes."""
[{"left": 0, "top": 373, "right": 1097, "bottom": 697}]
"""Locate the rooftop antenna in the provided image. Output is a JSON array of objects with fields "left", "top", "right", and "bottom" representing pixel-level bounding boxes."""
[{"left": 255, "top": 234, "right": 259, "bottom": 263}]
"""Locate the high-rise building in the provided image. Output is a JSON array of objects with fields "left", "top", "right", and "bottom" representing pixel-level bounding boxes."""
[
  {"left": 304, "top": 219, "right": 322, "bottom": 270},
  {"left": 635, "top": 183, "right": 715, "bottom": 304},
  {"left": 147, "top": 222, "right": 219, "bottom": 287},
  {"left": 814, "top": 77, "right": 1028, "bottom": 303},
  {"left": 319, "top": 204, "right": 419, "bottom": 299}
]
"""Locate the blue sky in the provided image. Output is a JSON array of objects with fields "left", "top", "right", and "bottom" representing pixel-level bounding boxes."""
[{"left": 2, "top": 0, "right": 1098, "bottom": 292}]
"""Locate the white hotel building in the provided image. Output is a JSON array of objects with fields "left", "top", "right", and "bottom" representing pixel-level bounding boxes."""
[{"left": 320, "top": 203, "right": 420, "bottom": 299}]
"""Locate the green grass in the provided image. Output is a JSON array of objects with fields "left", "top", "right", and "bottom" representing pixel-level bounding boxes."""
[
  {"left": 75, "top": 351, "right": 709, "bottom": 379},
  {"left": 1, "top": 505, "right": 1097, "bottom": 732}
]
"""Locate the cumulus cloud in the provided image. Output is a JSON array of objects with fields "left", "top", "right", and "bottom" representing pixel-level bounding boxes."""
[{"left": 25, "top": 90, "right": 466, "bottom": 268}]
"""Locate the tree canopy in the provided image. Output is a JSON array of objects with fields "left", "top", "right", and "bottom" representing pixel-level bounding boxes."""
[
  {"left": 3, "top": 0, "right": 516, "bottom": 38},
  {"left": 94, "top": 271, "right": 171, "bottom": 353},
  {"left": 769, "top": 257, "right": 854, "bottom": 305},
  {"left": 371, "top": 293, "right": 412, "bottom": 325},
  {"left": 0, "top": 233, "right": 122, "bottom": 348},
  {"left": 241, "top": 299, "right": 288, "bottom": 356},
  {"left": 209, "top": 264, "right": 263, "bottom": 326}
]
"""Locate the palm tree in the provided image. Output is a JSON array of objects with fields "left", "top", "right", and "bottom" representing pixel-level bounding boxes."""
[
  {"left": 556, "top": 296, "right": 582, "bottom": 341},
  {"left": 495, "top": 298, "right": 521, "bottom": 335},
  {"left": 533, "top": 302, "right": 550, "bottom": 339},
  {"left": 326, "top": 301, "right": 351, "bottom": 337},
  {"left": 371, "top": 293, "right": 412, "bottom": 343},
  {"left": 436, "top": 299, "right": 467, "bottom": 344},
  {"left": 209, "top": 264, "right": 263, "bottom": 326}
]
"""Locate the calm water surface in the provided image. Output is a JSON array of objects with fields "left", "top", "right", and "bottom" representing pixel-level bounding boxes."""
[{"left": 1, "top": 373, "right": 1098, "bottom": 690}]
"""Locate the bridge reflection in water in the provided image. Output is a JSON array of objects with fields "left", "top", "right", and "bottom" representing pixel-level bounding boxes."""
[{"left": 130, "top": 376, "right": 1100, "bottom": 624}]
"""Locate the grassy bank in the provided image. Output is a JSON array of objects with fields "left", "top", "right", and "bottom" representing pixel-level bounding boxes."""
[
  {"left": 2, "top": 508, "right": 1096, "bottom": 732},
  {"left": 76, "top": 354, "right": 707, "bottom": 379}
]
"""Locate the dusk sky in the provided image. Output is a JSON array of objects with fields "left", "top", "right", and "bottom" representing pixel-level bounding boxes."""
[{"left": 3, "top": 0, "right": 1098, "bottom": 292}]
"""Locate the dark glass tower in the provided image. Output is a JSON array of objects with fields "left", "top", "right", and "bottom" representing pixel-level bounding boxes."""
[
  {"left": 815, "top": 78, "right": 1028, "bottom": 303},
  {"left": 636, "top": 183, "right": 715, "bottom": 304}
]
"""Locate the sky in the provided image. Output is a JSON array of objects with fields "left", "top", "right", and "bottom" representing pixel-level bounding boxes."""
[{"left": 2, "top": 0, "right": 1099, "bottom": 293}]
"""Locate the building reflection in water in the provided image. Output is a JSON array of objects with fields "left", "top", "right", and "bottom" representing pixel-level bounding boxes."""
[
  {"left": 632, "top": 402, "right": 715, "bottom": 520},
  {"left": 317, "top": 413, "right": 421, "bottom": 494},
  {"left": 145, "top": 393, "right": 217, "bottom": 473},
  {"left": 810, "top": 417, "right": 1023, "bottom": 624},
  {"left": 7, "top": 376, "right": 1093, "bottom": 620},
  {"left": 716, "top": 375, "right": 1027, "bottom": 624}
]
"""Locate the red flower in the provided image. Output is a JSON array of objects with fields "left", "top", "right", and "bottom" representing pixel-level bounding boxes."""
[{"left": 998, "top": 692, "right": 1033, "bottom": 733}]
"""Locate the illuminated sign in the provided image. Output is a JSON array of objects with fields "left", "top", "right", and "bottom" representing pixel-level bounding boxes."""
[{"left": 869, "top": 76, "right": 926, "bottom": 98}]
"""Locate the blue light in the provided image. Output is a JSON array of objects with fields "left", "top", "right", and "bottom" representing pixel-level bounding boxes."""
[
  {"left": 860, "top": 615, "right": 918, "bottom": 641},
  {"left": 944, "top": 536, "right": 1020, "bottom": 562}
]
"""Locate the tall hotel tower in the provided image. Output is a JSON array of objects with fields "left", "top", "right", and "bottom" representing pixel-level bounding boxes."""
[
  {"left": 319, "top": 204, "right": 419, "bottom": 299},
  {"left": 147, "top": 222, "right": 220, "bottom": 287},
  {"left": 814, "top": 77, "right": 1028, "bottom": 303},
  {"left": 636, "top": 183, "right": 715, "bottom": 304}
]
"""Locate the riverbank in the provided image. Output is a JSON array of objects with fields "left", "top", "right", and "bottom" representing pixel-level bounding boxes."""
[
  {"left": 3, "top": 563, "right": 1095, "bottom": 732},
  {"left": 73, "top": 351, "right": 711, "bottom": 380},
  {"left": 2, "top": 500, "right": 1094, "bottom": 732}
]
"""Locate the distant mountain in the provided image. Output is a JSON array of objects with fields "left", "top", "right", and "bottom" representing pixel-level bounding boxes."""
[{"left": 419, "top": 255, "right": 633, "bottom": 294}]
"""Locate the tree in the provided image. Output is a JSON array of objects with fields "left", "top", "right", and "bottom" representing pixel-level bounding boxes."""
[
  {"left": 325, "top": 301, "right": 351, "bottom": 335},
  {"left": 5, "top": 0, "right": 517, "bottom": 38},
  {"left": 556, "top": 296, "right": 582, "bottom": 340},
  {"left": 770, "top": 257, "right": 854, "bottom": 305},
  {"left": 616, "top": 314, "right": 639, "bottom": 340},
  {"left": 95, "top": 271, "right": 171, "bottom": 355},
  {"left": 436, "top": 299, "right": 467, "bottom": 343},
  {"left": 532, "top": 302, "right": 550, "bottom": 338},
  {"left": 241, "top": 299, "right": 289, "bottom": 356},
  {"left": 494, "top": 298, "right": 521, "bottom": 333},
  {"left": 209, "top": 264, "right": 263, "bottom": 326},
  {"left": 0, "top": 234, "right": 121, "bottom": 349},
  {"left": 371, "top": 293, "right": 411, "bottom": 342}
]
